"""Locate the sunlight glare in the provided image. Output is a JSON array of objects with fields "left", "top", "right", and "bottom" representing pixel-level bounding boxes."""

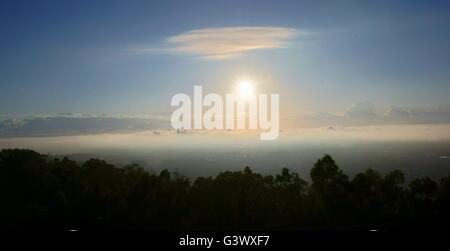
[{"left": 235, "top": 78, "right": 256, "bottom": 100}]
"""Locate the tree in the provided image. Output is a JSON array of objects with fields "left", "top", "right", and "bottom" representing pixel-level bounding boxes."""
[
  {"left": 1, "top": 149, "right": 450, "bottom": 230},
  {"left": 309, "top": 154, "right": 351, "bottom": 228}
]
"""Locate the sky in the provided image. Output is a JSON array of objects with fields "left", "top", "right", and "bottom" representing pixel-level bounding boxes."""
[{"left": 1, "top": 0, "right": 450, "bottom": 138}]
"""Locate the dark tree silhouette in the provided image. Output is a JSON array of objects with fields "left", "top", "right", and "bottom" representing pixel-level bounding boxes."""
[{"left": 1, "top": 149, "right": 450, "bottom": 230}]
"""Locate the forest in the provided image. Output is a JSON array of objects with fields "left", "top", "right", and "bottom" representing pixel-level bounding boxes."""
[{"left": 1, "top": 148, "right": 449, "bottom": 230}]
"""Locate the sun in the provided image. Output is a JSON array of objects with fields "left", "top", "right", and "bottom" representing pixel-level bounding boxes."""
[{"left": 235, "top": 78, "right": 256, "bottom": 100}]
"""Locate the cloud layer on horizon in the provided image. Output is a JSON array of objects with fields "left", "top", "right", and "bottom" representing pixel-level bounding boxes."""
[
  {"left": 293, "top": 102, "right": 450, "bottom": 128},
  {"left": 1, "top": 103, "right": 450, "bottom": 138},
  {"left": 0, "top": 114, "right": 169, "bottom": 138}
]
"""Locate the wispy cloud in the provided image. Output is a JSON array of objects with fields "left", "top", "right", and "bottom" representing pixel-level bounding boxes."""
[{"left": 157, "top": 26, "right": 299, "bottom": 60}]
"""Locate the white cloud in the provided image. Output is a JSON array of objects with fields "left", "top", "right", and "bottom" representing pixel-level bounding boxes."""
[
  {"left": 385, "top": 105, "right": 411, "bottom": 118},
  {"left": 294, "top": 103, "right": 450, "bottom": 128},
  {"left": 346, "top": 101, "right": 377, "bottom": 118},
  {"left": 165, "top": 26, "right": 299, "bottom": 60}
]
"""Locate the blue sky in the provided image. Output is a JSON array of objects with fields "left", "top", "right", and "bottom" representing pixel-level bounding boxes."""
[{"left": 1, "top": 0, "right": 450, "bottom": 119}]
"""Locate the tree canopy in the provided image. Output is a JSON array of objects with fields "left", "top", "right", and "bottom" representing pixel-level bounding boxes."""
[{"left": 1, "top": 149, "right": 449, "bottom": 230}]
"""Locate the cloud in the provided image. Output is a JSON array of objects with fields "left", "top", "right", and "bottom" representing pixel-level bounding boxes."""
[
  {"left": 345, "top": 101, "right": 377, "bottom": 118},
  {"left": 295, "top": 103, "right": 450, "bottom": 128},
  {"left": 385, "top": 105, "right": 411, "bottom": 118},
  {"left": 0, "top": 114, "right": 170, "bottom": 138},
  {"left": 164, "top": 26, "right": 299, "bottom": 60},
  {"left": 1, "top": 103, "right": 450, "bottom": 138}
]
